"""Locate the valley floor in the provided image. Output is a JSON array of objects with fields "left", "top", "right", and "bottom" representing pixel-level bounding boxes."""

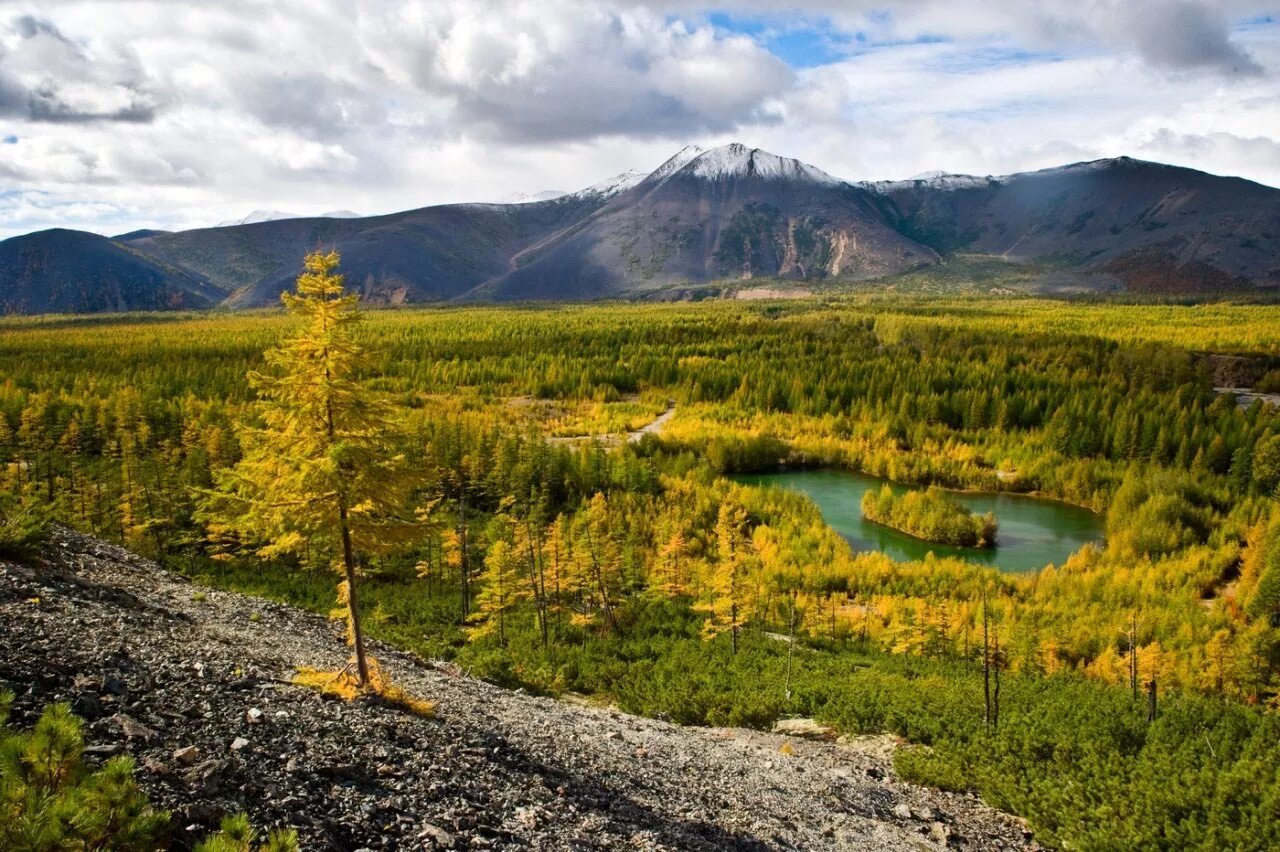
[{"left": 0, "top": 528, "right": 1036, "bottom": 851}]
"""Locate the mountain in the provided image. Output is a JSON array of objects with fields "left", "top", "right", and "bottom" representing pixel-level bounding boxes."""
[
  {"left": 467, "top": 143, "right": 937, "bottom": 301},
  {"left": 0, "top": 229, "right": 221, "bottom": 314},
  {"left": 2, "top": 144, "right": 1278, "bottom": 313},
  {"left": 120, "top": 194, "right": 607, "bottom": 307},
  {"left": 866, "top": 157, "right": 1280, "bottom": 293},
  {"left": 504, "top": 190, "right": 567, "bottom": 204},
  {"left": 213, "top": 209, "right": 360, "bottom": 227}
]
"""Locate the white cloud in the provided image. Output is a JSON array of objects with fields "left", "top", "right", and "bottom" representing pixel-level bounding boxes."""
[{"left": 0, "top": 0, "right": 1275, "bottom": 238}]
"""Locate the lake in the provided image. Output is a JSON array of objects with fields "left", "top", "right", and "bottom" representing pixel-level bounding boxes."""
[{"left": 732, "top": 469, "right": 1103, "bottom": 573}]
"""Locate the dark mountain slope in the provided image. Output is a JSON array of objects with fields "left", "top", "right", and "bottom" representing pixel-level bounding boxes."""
[
  {"left": 122, "top": 196, "right": 607, "bottom": 308},
  {"left": 4, "top": 146, "right": 1278, "bottom": 314},
  {"left": 0, "top": 229, "right": 221, "bottom": 314},
  {"left": 871, "top": 158, "right": 1280, "bottom": 293},
  {"left": 470, "top": 144, "right": 939, "bottom": 300}
]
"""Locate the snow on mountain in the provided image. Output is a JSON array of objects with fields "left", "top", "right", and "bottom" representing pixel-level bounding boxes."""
[
  {"left": 214, "top": 209, "right": 360, "bottom": 227},
  {"left": 504, "top": 190, "right": 567, "bottom": 204},
  {"left": 641, "top": 145, "right": 706, "bottom": 184},
  {"left": 864, "top": 169, "right": 996, "bottom": 193},
  {"left": 215, "top": 209, "right": 298, "bottom": 227},
  {"left": 560, "top": 143, "right": 842, "bottom": 203},
  {"left": 867, "top": 158, "right": 1172, "bottom": 195},
  {"left": 566, "top": 169, "right": 648, "bottom": 199},
  {"left": 681, "top": 143, "right": 843, "bottom": 185}
]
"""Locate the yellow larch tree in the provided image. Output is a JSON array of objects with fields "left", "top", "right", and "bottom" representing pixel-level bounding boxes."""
[
  {"left": 699, "top": 501, "right": 755, "bottom": 653},
  {"left": 198, "top": 249, "right": 416, "bottom": 686}
]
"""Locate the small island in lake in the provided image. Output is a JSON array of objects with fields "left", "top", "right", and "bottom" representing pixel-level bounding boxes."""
[{"left": 861, "top": 484, "right": 999, "bottom": 548}]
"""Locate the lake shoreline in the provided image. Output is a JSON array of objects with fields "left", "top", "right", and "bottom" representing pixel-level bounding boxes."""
[
  {"left": 754, "top": 462, "right": 1103, "bottom": 516},
  {"left": 732, "top": 467, "right": 1104, "bottom": 573}
]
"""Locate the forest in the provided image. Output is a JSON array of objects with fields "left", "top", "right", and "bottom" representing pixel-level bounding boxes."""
[
  {"left": 3, "top": 281, "right": 1280, "bottom": 849},
  {"left": 861, "top": 484, "right": 999, "bottom": 547}
]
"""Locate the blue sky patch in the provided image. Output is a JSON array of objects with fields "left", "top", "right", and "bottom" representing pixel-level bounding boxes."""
[{"left": 705, "top": 12, "right": 956, "bottom": 68}]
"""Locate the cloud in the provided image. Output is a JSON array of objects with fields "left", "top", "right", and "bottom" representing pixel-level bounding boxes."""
[
  {"left": 357, "top": 2, "right": 792, "bottom": 141},
  {"left": 0, "top": 0, "right": 1275, "bottom": 239},
  {"left": 686, "top": 1, "right": 1271, "bottom": 74},
  {"left": 1120, "top": 0, "right": 1264, "bottom": 75},
  {"left": 0, "top": 13, "right": 159, "bottom": 122}
]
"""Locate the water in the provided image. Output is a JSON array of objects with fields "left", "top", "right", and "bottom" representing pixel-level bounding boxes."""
[{"left": 732, "top": 469, "right": 1103, "bottom": 573}]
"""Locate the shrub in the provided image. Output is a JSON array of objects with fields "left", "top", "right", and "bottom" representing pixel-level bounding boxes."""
[{"left": 0, "top": 692, "right": 169, "bottom": 851}]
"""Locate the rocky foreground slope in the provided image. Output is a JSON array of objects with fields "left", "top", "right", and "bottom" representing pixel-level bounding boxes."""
[{"left": 0, "top": 529, "right": 1037, "bottom": 850}]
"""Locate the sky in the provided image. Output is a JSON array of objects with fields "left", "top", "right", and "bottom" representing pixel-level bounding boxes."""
[{"left": 0, "top": 0, "right": 1277, "bottom": 238}]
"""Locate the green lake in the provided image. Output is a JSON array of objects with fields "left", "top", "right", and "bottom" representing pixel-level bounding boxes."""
[{"left": 732, "top": 469, "right": 1103, "bottom": 573}]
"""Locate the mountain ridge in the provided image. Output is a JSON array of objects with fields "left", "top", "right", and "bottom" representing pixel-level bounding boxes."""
[{"left": 2, "top": 143, "right": 1278, "bottom": 313}]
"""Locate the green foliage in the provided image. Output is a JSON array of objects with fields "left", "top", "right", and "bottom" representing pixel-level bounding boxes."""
[
  {"left": 1107, "top": 469, "right": 1217, "bottom": 556},
  {"left": 1243, "top": 510, "right": 1280, "bottom": 623},
  {"left": 861, "top": 484, "right": 997, "bottom": 547},
  {"left": 1253, "top": 434, "right": 1280, "bottom": 495},
  {"left": 0, "top": 487, "right": 51, "bottom": 557},
  {"left": 194, "top": 814, "right": 298, "bottom": 852},
  {"left": 3, "top": 296, "right": 1280, "bottom": 849},
  {"left": 0, "top": 693, "right": 169, "bottom": 851}
]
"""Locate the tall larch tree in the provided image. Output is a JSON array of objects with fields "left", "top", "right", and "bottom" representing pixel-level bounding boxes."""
[
  {"left": 471, "top": 520, "right": 528, "bottom": 645},
  {"left": 198, "top": 249, "right": 415, "bottom": 686},
  {"left": 700, "top": 501, "right": 754, "bottom": 653}
]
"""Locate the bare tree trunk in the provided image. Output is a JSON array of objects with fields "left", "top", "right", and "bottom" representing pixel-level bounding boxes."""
[
  {"left": 992, "top": 629, "right": 1001, "bottom": 730},
  {"left": 1129, "top": 611, "right": 1138, "bottom": 701},
  {"left": 1147, "top": 678, "right": 1158, "bottom": 723},
  {"left": 785, "top": 591, "right": 796, "bottom": 701},
  {"left": 982, "top": 593, "right": 992, "bottom": 729},
  {"left": 338, "top": 500, "right": 370, "bottom": 686},
  {"left": 524, "top": 519, "right": 549, "bottom": 648},
  {"left": 458, "top": 492, "right": 470, "bottom": 621}
]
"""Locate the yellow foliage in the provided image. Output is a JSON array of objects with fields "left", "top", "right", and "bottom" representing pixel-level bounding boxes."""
[
  {"left": 293, "top": 658, "right": 436, "bottom": 718},
  {"left": 293, "top": 665, "right": 362, "bottom": 700}
]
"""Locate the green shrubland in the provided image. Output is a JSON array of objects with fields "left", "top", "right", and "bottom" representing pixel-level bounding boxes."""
[{"left": 3, "top": 292, "right": 1280, "bottom": 848}]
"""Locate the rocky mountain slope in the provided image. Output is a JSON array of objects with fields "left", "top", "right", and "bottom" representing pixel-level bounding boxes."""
[
  {"left": 467, "top": 144, "right": 937, "bottom": 301},
  {"left": 0, "top": 229, "right": 222, "bottom": 314},
  {"left": 3, "top": 143, "right": 1276, "bottom": 313},
  {"left": 0, "top": 528, "right": 1038, "bottom": 850},
  {"left": 869, "top": 157, "right": 1280, "bottom": 294}
]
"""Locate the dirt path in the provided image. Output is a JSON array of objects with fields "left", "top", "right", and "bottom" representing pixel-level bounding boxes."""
[
  {"left": 1215, "top": 387, "right": 1280, "bottom": 411},
  {"left": 0, "top": 529, "right": 1036, "bottom": 850},
  {"left": 626, "top": 402, "right": 676, "bottom": 443},
  {"left": 548, "top": 402, "right": 677, "bottom": 447}
]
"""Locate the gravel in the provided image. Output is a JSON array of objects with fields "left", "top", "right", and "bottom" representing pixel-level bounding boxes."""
[{"left": 0, "top": 528, "right": 1039, "bottom": 851}]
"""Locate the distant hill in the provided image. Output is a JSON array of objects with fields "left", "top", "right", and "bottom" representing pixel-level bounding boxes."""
[
  {"left": 212, "top": 209, "right": 361, "bottom": 227},
  {"left": 3, "top": 144, "right": 1277, "bottom": 313},
  {"left": 867, "top": 157, "right": 1280, "bottom": 294},
  {"left": 0, "top": 229, "right": 221, "bottom": 314}
]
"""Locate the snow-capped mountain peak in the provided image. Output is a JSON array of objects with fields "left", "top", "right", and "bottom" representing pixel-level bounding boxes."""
[
  {"left": 643, "top": 145, "right": 707, "bottom": 184},
  {"left": 680, "top": 143, "right": 843, "bottom": 185}
]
